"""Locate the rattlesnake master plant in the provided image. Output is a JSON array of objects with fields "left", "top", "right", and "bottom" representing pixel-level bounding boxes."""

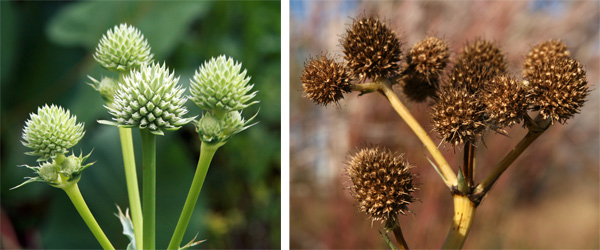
[
  {"left": 93, "top": 23, "right": 154, "bottom": 72},
  {"left": 22, "top": 104, "right": 85, "bottom": 161},
  {"left": 13, "top": 152, "right": 94, "bottom": 189},
  {"left": 100, "top": 62, "right": 194, "bottom": 135},
  {"left": 190, "top": 55, "right": 258, "bottom": 115},
  {"left": 190, "top": 55, "right": 258, "bottom": 144}
]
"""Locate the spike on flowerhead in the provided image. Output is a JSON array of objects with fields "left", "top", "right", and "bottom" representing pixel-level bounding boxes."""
[
  {"left": 526, "top": 57, "right": 589, "bottom": 124},
  {"left": 301, "top": 54, "right": 352, "bottom": 106},
  {"left": 342, "top": 15, "right": 403, "bottom": 81},
  {"left": 93, "top": 23, "right": 154, "bottom": 72},
  {"left": 190, "top": 55, "right": 258, "bottom": 114},
  {"left": 346, "top": 146, "right": 417, "bottom": 224},
  {"left": 21, "top": 104, "right": 85, "bottom": 161},
  {"left": 101, "top": 62, "right": 194, "bottom": 135}
]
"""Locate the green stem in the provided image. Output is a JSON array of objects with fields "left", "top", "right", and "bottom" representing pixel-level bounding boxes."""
[
  {"left": 62, "top": 183, "right": 115, "bottom": 250},
  {"left": 140, "top": 129, "right": 156, "bottom": 250},
  {"left": 118, "top": 127, "right": 143, "bottom": 250},
  {"left": 167, "top": 142, "right": 220, "bottom": 250}
]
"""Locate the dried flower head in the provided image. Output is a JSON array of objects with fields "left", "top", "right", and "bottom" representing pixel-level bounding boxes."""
[
  {"left": 403, "top": 36, "right": 450, "bottom": 102},
  {"left": 190, "top": 55, "right": 258, "bottom": 113},
  {"left": 301, "top": 54, "right": 352, "bottom": 105},
  {"left": 94, "top": 23, "right": 154, "bottom": 72},
  {"left": 450, "top": 39, "right": 506, "bottom": 92},
  {"left": 526, "top": 57, "right": 589, "bottom": 124},
  {"left": 22, "top": 104, "right": 85, "bottom": 161},
  {"left": 523, "top": 40, "right": 571, "bottom": 79},
  {"left": 342, "top": 16, "right": 403, "bottom": 81},
  {"left": 102, "top": 62, "right": 194, "bottom": 135},
  {"left": 481, "top": 75, "right": 528, "bottom": 132},
  {"left": 432, "top": 85, "right": 485, "bottom": 145},
  {"left": 346, "top": 146, "right": 417, "bottom": 224}
]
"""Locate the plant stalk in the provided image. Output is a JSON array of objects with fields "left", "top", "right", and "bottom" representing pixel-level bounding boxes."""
[
  {"left": 167, "top": 142, "right": 220, "bottom": 250},
  {"left": 62, "top": 183, "right": 115, "bottom": 250},
  {"left": 463, "top": 142, "right": 475, "bottom": 188},
  {"left": 118, "top": 127, "right": 143, "bottom": 250},
  {"left": 355, "top": 79, "right": 458, "bottom": 188},
  {"left": 140, "top": 129, "right": 156, "bottom": 250},
  {"left": 392, "top": 224, "right": 409, "bottom": 250},
  {"left": 442, "top": 194, "right": 476, "bottom": 249}
]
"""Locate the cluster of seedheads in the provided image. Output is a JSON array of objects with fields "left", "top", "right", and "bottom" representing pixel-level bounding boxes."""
[{"left": 301, "top": 14, "right": 589, "bottom": 248}]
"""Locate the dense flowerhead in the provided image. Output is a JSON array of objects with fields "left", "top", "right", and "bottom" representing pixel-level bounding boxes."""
[
  {"left": 450, "top": 39, "right": 506, "bottom": 92},
  {"left": 432, "top": 85, "right": 485, "bottom": 145},
  {"left": 93, "top": 23, "right": 153, "bottom": 72},
  {"left": 195, "top": 110, "right": 256, "bottom": 145},
  {"left": 342, "top": 16, "right": 403, "bottom": 81},
  {"left": 346, "top": 146, "right": 417, "bottom": 224},
  {"left": 13, "top": 152, "right": 94, "bottom": 190},
  {"left": 525, "top": 57, "right": 589, "bottom": 124},
  {"left": 190, "top": 55, "right": 258, "bottom": 114},
  {"left": 301, "top": 54, "right": 352, "bottom": 106},
  {"left": 22, "top": 104, "right": 85, "bottom": 161},
  {"left": 523, "top": 40, "right": 571, "bottom": 79},
  {"left": 103, "top": 62, "right": 194, "bottom": 135},
  {"left": 481, "top": 75, "right": 528, "bottom": 132},
  {"left": 403, "top": 36, "right": 450, "bottom": 102}
]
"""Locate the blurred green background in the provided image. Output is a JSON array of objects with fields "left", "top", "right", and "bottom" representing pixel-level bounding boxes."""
[{"left": 1, "top": 1, "right": 280, "bottom": 249}]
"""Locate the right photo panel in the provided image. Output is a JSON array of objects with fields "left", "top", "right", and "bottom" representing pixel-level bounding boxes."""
[{"left": 290, "top": 1, "right": 599, "bottom": 249}]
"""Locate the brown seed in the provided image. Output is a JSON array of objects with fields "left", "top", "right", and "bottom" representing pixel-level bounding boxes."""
[
  {"left": 301, "top": 54, "right": 352, "bottom": 106},
  {"left": 346, "top": 146, "right": 417, "bottom": 224}
]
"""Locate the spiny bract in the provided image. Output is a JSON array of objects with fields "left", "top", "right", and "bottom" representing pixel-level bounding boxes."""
[
  {"left": 103, "top": 62, "right": 194, "bottom": 135},
  {"left": 190, "top": 55, "right": 258, "bottom": 113},
  {"left": 195, "top": 110, "right": 257, "bottom": 145},
  {"left": 22, "top": 104, "right": 85, "bottom": 161},
  {"left": 93, "top": 23, "right": 153, "bottom": 72}
]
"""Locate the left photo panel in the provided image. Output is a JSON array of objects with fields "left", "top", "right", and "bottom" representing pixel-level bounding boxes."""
[{"left": 1, "top": 1, "right": 281, "bottom": 249}]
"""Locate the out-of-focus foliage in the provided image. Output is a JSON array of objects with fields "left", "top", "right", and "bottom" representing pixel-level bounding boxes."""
[{"left": 1, "top": 1, "right": 280, "bottom": 249}]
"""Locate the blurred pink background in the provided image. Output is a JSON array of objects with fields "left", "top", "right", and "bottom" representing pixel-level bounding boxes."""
[{"left": 290, "top": 1, "right": 599, "bottom": 249}]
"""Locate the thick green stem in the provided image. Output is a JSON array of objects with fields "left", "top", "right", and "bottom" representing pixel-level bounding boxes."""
[
  {"left": 167, "top": 142, "right": 220, "bottom": 250},
  {"left": 62, "top": 183, "right": 115, "bottom": 250},
  {"left": 140, "top": 129, "right": 156, "bottom": 250},
  {"left": 118, "top": 127, "right": 143, "bottom": 250}
]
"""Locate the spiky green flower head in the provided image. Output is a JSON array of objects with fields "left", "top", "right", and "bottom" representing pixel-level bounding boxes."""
[
  {"left": 93, "top": 23, "right": 153, "bottom": 72},
  {"left": 196, "top": 110, "right": 257, "bottom": 145},
  {"left": 22, "top": 104, "right": 85, "bottom": 161},
  {"left": 190, "top": 55, "right": 258, "bottom": 115},
  {"left": 101, "top": 62, "right": 195, "bottom": 135},
  {"left": 87, "top": 76, "right": 118, "bottom": 104},
  {"left": 12, "top": 152, "right": 94, "bottom": 190}
]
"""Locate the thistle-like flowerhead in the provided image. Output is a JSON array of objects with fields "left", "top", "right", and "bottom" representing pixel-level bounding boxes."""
[
  {"left": 190, "top": 55, "right": 258, "bottom": 113},
  {"left": 195, "top": 110, "right": 257, "bottom": 145},
  {"left": 102, "top": 62, "right": 194, "bottom": 135},
  {"left": 481, "top": 75, "right": 528, "bottom": 132},
  {"left": 22, "top": 104, "right": 85, "bottom": 161},
  {"left": 93, "top": 23, "right": 153, "bottom": 72},
  {"left": 526, "top": 57, "right": 589, "bottom": 124},
  {"left": 403, "top": 36, "right": 450, "bottom": 102},
  {"left": 12, "top": 152, "right": 94, "bottom": 190},
  {"left": 87, "top": 76, "right": 118, "bottom": 104},
  {"left": 301, "top": 54, "right": 352, "bottom": 106},
  {"left": 342, "top": 16, "right": 403, "bottom": 81},
  {"left": 523, "top": 40, "right": 570, "bottom": 79},
  {"left": 450, "top": 39, "right": 506, "bottom": 92},
  {"left": 346, "top": 146, "right": 417, "bottom": 224},
  {"left": 432, "top": 85, "right": 485, "bottom": 145}
]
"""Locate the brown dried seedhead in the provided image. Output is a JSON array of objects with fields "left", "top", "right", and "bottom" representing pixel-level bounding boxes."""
[
  {"left": 341, "top": 15, "right": 403, "bottom": 82},
  {"left": 301, "top": 54, "right": 352, "bottom": 106},
  {"left": 481, "top": 75, "right": 528, "bottom": 132},
  {"left": 403, "top": 36, "right": 450, "bottom": 102},
  {"left": 450, "top": 39, "right": 507, "bottom": 92},
  {"left": 346, "top": 146, "right": 417, "bottom": 224},
  {"left": 526, "top": 57, "right": 589, "bottom": 124},
  {"left": 432, "top": 85, "right": 486, "bottom": 145},
  {"left": 523, "top": 40, "right": 571, "bottom": 79}
]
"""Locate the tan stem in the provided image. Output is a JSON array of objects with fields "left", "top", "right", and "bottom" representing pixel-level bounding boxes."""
[
  {"left": 442, "top": 195, "right": 476, "bottom": 249},
  {"left": 393, "top": 225, "right": 409, "bottom": 250}
]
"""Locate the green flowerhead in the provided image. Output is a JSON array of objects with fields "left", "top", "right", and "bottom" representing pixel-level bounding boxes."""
[
  {"left": 87, "top": 76, "right": 118, "bottom": 104},
  {"left": 195, "top": 110, "right": 257, "bottom": 145},
  {"left": 190, "top": 55, "right": 258, "bottom": 114},
  {"left": 101, "top": 62, "right": 195, "bottom": 135},
  {"left": 93, "top": 23, "right": 153, "bottom": 72},
  {"left": 22, "top": 104, "right": 85, "bottom": 161},
  {"left": 12, "top": 152, "right": 94, "bottom": 190}
]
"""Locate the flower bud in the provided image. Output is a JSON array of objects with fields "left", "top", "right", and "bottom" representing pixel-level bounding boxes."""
[
  {"left": 22, "top": 104, "right": 85, "bottom": 161},
  {"left": 195, "top": 110, "right": 256, "bottom": 145},
  {"left": 93, "top": 23, "right": 153, "bottom": 72},
  {"left": 102, "top": 62, "right": 195, "bottom": 135},
  {"left": 342, "top": 16, "right": 403, "bottom": 81},
  {"left": 87, "top": 76, "right": 118, "bottom": 104},
  {"left": 12, "top": 152, "right": 94, "bottom": 190},
  {"left": 301, "top": 54, "right": 352, "bottom": 106},
  {"left": 346, "top": 146, "right": 417, "bottom": 224},
  {"left": 190, "top": 55, "right": 258, "bottom": 113}
]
